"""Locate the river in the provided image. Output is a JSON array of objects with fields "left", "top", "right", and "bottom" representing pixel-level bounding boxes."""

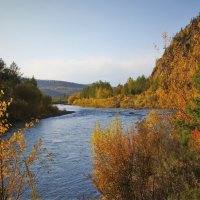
[{"left": 19, "top": 105, "right": 150, "bottom": 199}]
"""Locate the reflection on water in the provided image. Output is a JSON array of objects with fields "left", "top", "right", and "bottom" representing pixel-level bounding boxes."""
[{"left": 20, "top": 105, "right": 150, "bottom": 199}]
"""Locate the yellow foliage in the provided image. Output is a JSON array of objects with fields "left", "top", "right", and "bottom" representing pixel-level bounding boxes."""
[
  {"left": 73, "top": 96, "right": 122, "bottom": 108},
  {"left": 91, "top": 118, "right": 135, "bottom": 199},
  {"left": 68, "top": 93, "right": 80, "bottom": 105},
  {"left": 91, "top": 113, "right": 200, "bottom": 199},
  {"left": 0, "top": 94, "right": 48, "bottom": 200}
]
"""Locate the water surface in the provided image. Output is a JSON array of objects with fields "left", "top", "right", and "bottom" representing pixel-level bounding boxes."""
[{"left": 20, "top": 105, "right": 150, "bottom": 199}]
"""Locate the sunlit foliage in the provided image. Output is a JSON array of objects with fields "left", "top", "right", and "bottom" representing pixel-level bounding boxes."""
[
  {"left": 146, "top": 14, "right": 200, "bottom": 111},
  {"left": 67, "top": 93, "right": 80, "bottom": 105},
  {"left": 91, "top": 54, "right": 200, "bottom": 198},
  {"left": 70, "top": 76, "right": 149, "bottom": 108},
  {"left": 0, "top": 92, "right": 48, "bottom": 200},
  {"left": 91, "top": 118, "right": 134, "bottom": 199},
  {"left": 80, "top": 81, "right": 113, "bottom": 99},
  {"left": 91, "top": 113, "right": 200, "bottom": 200}
]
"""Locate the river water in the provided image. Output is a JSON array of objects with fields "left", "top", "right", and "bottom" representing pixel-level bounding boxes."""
[{"left": 19, "top": 105, "right": 150, "bottom": 199}]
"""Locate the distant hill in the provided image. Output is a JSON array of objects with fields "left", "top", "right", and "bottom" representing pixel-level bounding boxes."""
[{"left": 37, "top": 80, "right": 87, "bottom": 97}]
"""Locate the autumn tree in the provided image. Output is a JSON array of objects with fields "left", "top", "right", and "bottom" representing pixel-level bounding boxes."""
[
  {"left": 80, "top": 81, "right": 113, "bottom": 99},
  {"left": 0, "top": 91, "right": 49, "bottom": 200},
  {"left": 113, "top": 84, "right": 123, "bottom": 96}
]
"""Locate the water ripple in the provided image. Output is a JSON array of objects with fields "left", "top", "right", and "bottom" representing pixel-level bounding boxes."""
[{"left": 22, "top": 105, "right": 149, "bottom": 199}]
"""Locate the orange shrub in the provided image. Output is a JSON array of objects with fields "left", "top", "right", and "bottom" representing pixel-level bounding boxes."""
[{"left": 91, "top": 112, "right": 200, "bottom": 200}]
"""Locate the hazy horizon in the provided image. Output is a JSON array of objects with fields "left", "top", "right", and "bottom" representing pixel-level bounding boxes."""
[{"left": 0, "top": 0, "right": 199, "bottom": 85}]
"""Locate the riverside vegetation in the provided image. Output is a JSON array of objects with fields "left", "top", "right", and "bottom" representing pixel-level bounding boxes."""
[
  {"left": 0, "top": 60, "right": 67, "bottom": 199},
  {"left": 0, "top": 93, "right": 52, "bottom": 199},
  {"left": 89, "top": 14, "right": 200, "bottom": 199}
]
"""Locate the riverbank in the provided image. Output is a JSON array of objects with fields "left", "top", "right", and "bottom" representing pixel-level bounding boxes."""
[
  {"left": 9, "top": 105, "right": 75, "bottom": 124},
  {"left": 70, "top": 96, "right": 157, "bottom": 110},
  {"left": 53, "top": 102, "right": 68, "bottom": 105},
  {"left": 69, "top": 93, "right": 161, "bottom": 109},
  {"left": 40, "top": 109, "right": 75, "bottom": 120}
]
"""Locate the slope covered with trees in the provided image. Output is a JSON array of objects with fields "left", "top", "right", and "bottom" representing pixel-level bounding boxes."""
[
  {"left": 144, "top": 14, "right": 200, "bottom": 110},
  {"left": 69, "top": 14, "right": 200, "bottom": 110}
]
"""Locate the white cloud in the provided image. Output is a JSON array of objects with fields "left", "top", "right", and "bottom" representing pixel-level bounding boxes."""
[{"left": 20, "top": 55, "right": 155, "bottom": 85}]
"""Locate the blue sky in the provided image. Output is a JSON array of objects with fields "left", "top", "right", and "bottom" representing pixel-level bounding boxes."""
[{"left": 0, "top": 0, "right": 199, "bottom": 85}]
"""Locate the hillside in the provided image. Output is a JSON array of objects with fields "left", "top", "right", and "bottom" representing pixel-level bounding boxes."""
[
  {"left": 144, "top": 14, "right": 200, "bottom": 110},
  {"left": 37, "top": 80, "right": 87, "bottom": 97},
  {"left": 69, "top": 14, "right": 200, "bottom": 110}
]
